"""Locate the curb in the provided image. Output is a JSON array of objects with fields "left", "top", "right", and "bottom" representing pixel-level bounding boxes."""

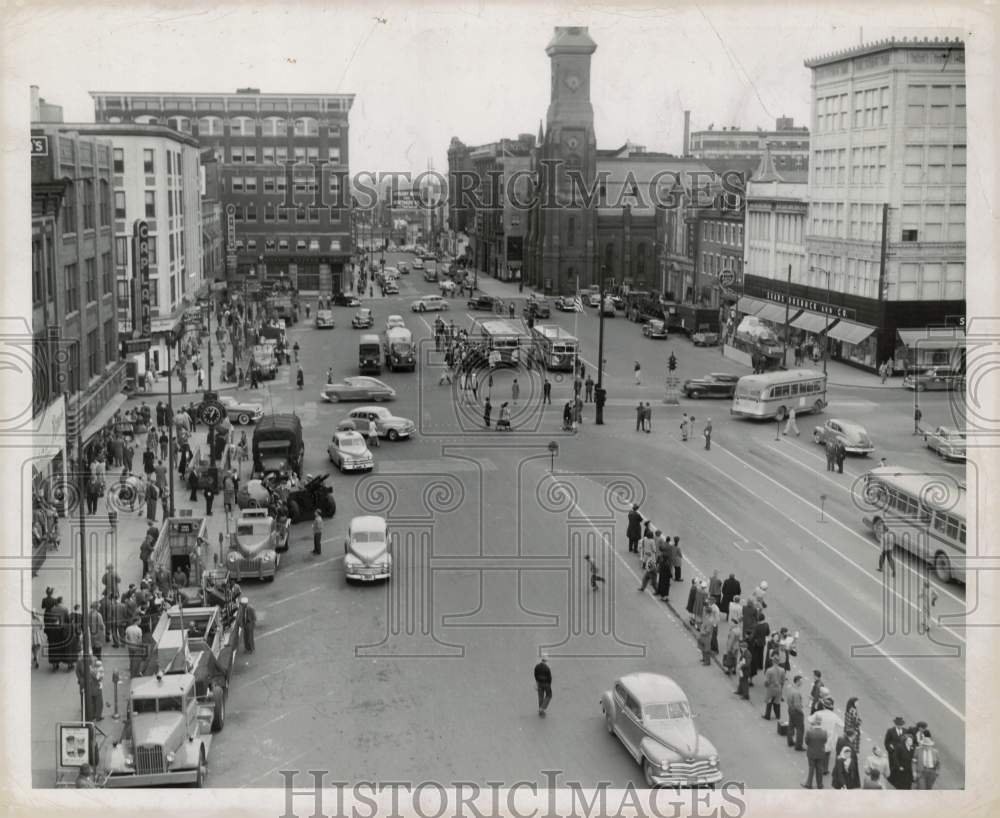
[{"left": 125, "top": 382, "right": 243, "bottom": 400}]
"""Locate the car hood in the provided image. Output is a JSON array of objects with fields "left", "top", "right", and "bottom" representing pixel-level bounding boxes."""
[
  {"left": 348, "top": 541, "right": 387, "bottom": 563},
  {"left": 131, "top": 712, "right": 186, "bottom": 750},
  {"left": 644, "top": 718, "right": 703, "bottom": 757},
  {"left": 231, "top": 531, "right": 273, "bottom": 558}
]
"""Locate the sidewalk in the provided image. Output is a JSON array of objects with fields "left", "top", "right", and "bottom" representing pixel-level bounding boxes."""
[{"left": 135, "top": 342, "right": 242, "bottom": 398}]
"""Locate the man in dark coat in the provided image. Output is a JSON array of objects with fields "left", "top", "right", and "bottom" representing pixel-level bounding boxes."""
[
  {"left": 742, "top": 598, "right": 759, "bottom": 642},
  {"left": 835, "top": 439, "right": 847, "bottom": 474},
  {"left": 803, "top": 714, "right": 829, "bottom": 788},
  {"left": 825, "top": 438, "right": 837, "bottom": 471},
  {"left": 720, "top": 573, "right": 741, "bottom": 617},
  {"left": 240, "top": 597, "right": 256, "bottom": 653},
  {"left": 533, "top": 654, "right": 552, "bottom": 717},
  {"left": 884, "top": 716, "right": 908, "bottom": 769},
  {"left": 626, "top": 504, "right": 642, "bottom": 553},
  {"left": 750, "top": 614, "right": 771, "bottom": 678}
]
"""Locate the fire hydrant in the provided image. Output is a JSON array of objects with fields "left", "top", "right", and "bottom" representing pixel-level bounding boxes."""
[{"left": 111, "top": 669, "right": 121, "bottom": 720}]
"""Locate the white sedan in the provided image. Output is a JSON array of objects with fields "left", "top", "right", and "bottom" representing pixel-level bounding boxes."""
[
  {"left": 412, "top": 295, "right": 450, "bottom": 312},
  {"left": 924, "top": 425, "right": 966, "bottom": 460},
  {"left": 385, "top": 314, "right": 406, "bottom": 331},
  {"left": 327, "top": 431, "right": 375, "bottom": 473}
]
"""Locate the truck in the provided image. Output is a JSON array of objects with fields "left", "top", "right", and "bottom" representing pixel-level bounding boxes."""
[
  {"left": 382, "top": 327, "right": 415, "bottom": 372},
  {"left": 252, "top": 413, "right": 305, "bottom": 478},
  {"left": 250, "top": 342, "right": 279, "bottom": 380},
  {"left": 733, "top": 315, "right": 784, "bottom": 367},
  {"left": 226, "top": 507, "right": 289, "bottom": 582},
  {"left": 149, "top": 517, "right": 213, "bottom": 600},
  {"left": 529, "top": 324, "right": 578, "bottom": 371},
  {"left": 663, "top": 303, "right": 720, "bottom": 338},
  {"left": 267, "top": 293, "right": 298, "bottom": 324},
  {"left": 359, "top": 333, "right": 382, "bottom": 374}
]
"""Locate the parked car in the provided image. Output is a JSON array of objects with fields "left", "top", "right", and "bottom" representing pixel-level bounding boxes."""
[
  {"left": 217, "top": 395, "right": 264, "bottom": 425},
  {"left": 343, "top": 406, "right": 415, "bottom": 441},
  {"left": 643, "top": 319, "right": 668, "bottom": 339},
  {"left": 691, "top": 331, "right": 720, "bottom": 347},
  {"left": 330, "top": 292, "right": 360, "bottom": 307},
  {"left": 351, "top": 308, "right": 374, "bottom": 329},
  {"left": 383, "top": 280, "right": 399, "bottom": 295},
  {"left": 902, "top": 367, "right": 965, "bottom": 392},
  {"left": 611, "top": 295, "right": 625, "bottom": 310},
  {"left": 600, "top": 672, "right": 722, "bottom": 788},
  {"left": 413, "top": 259, "right": 425, "bottom": 270},
  {"left": 398, "top": 262, "right": 410, "bottom": 274},
  {"left": 412, "top": 295, "right": 450, "bottom": 312},
  {"left": 554, "top": 296, "right": 582, "bottom": 312},
  {"left": 327, "top": 430, "right": 375, "bottom": 473},
  {"left": 924, "top": 425, "right": 966, "bottom": 460},
  {"left": 385, "top": 314, "right": 406, "bottom": 331},
  {"left": 343, "top": 515, "right": 391, "bottom": 583},
  {"left": 812, "top": 418, "right": 875, "bottom": 455},
  {"left": 468, "top": 295, "right": 501, "bottom": 311},
  {"left": 682, "top": 373, "right": 739, "bottom": 399},
  {"left": 383, "top": 266, "right": 399, "bottom": 279},
  {"left": 321, "top": 377, "right": 397, "bottom": 403}
]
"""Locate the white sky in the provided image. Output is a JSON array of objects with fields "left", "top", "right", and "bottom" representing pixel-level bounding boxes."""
[{"left": 1, "top": 2, "right": 982, "bottom": 176}]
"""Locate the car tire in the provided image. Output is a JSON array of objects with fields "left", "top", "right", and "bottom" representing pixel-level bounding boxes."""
[
  {"left": 211, "top": 684, "right": 226, "bottom": 732},
  {"left": 237, "top": 413, "right": 250, "bottom": 426},
  {"left": 813, "top": 399, "right": 825, "bottom": 414},
  {"left": 603, "top": 704, "right": 614, "bottom": 734},
  {"left": 327, "top": 393, "right": 340, "bottom": 403},
  {"left": 420, "top": 304, "right": 427, "bottom": 312},
  {"left": 642, "top": 759, "right": 657, "bottom": 789},
  {"left": 194, "top": 747, "right": 207, "bottom": 788},
  {"left": 688, "top": 390, "right": 700, "bottom": 399},
  {"left": 387, "top": 429, "right": 399, "bottom": 441},
  {"left": 916, "top": 383, "right": 927, "bottom": 392},
  {"left": 245, "top": 497, "right": 259, "bottom": 508},
  {"left": 933, "top": 551, "right": 952, "bottom": 583},
  {"left": 812, "top": 431, "right": 822, "bottom": 444}
]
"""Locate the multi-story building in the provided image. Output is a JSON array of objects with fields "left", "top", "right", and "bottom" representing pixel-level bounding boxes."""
[
  {"left": 740, "top": 36, "right": 966, "bottom": 371},
  {"left": 90, "top": 88, "right": 355, "bottom": 296},
  {"left": 689, "top": 117, "right": 810, "bottom": 163},
  {"left": 31, "top": 115, "right": 123, "bottom": 488}
]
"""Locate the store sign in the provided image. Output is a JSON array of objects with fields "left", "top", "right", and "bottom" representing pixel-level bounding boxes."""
[
  {"left": 762, "top": 289, "right": 855, "bottom": 321},
  {"left": 30, "top": 135, "right": 49, "bottom": 156},
  {"left": 133, "top": 220, "right": 151, "bottom": 337}
]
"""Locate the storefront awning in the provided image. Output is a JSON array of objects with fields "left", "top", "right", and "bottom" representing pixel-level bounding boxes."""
[
  {"left": 897, "top": 328, "right": 966, "bottom": 350},
  {"left": 790, "top": 310, "right": 833, "bottom": 333},
  {"left": 737, "top": 296, "right": 767, "bottom": 315},
  {"left": 828, "top": 319, "right": 877, "bottom": 345},
  {"left": 757, "top": 303, "right": 800, "bottom": 324}
]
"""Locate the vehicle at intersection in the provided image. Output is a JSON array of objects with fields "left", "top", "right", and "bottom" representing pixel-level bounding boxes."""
[
  {"left": 731, "top": 369, "right": 827, "bottom": 420},
  {"left": 330, "top": 292, "right": 360, "bottom": 307},
  {"left": 554, "top": 295, "right": 582, "bottom": 312},
  {"left": 600, "top": 672, "right": 722, "bottom": 788},
  {"left": 252, "top": 414, "right": 304, "bottom": 478},
  {"left": 924, "top": 425, "right": 966, "bottom": 460},
  {"left": 588, "top": 291, "right": 602, "bottom": 307},
  {"left": 351, "top": 308, "right": 374, "bottom": 329},
  {"left": 682, "top": 373, "right": 739, "bottom": 399},
  {"left": 343, "top": 406, "right": 415, "bottom": 440},
  {"left": 226, "top": 507, "right": 287, "bottom": 582},
  {"left": 385, "top": 314, "right": 406, "bottom": 331},
  {"left": 321, "top": 376, "right": 397, "bottom": 403},
  {"left": 812, "top": 418, "right": 875, "bottom": 455},
  {"left": 413, "top": 258, "right": 425, "bottom": 271},
  {"left": 523, "top": 297, "right": 551, "bottom": 319},
  {"left": 382, "top": 327, "right": 415, "bottom": 371},
  {"left": 358, "top": 334, "right": 382, "bottom": 374},
  {"left": 398, "top": 261, "right": 410, "bottom": 274},
  {"left": 383, "top": 279, "right": 399, "bottom": 295},
  {"left": 328, "top": 430, "right": 375, "bottom": 473},
  {"left": 217, "top": 395, "right": 264, "bottom": 425},
  {"left": 468, "top": 295, "right": 502, "bottom": 311},
  {"left": 315, "top": 309, "right": 335, "bottom": 329},
  {"left": 902, "top": 366, "right": 965, "bottom": 392},
  {"left": 412, "top": 294, "right": 450, "bottom": 312},
  {"left": 642, "top": 319, "right": 668, "bottom": 339},
  {"left": 529, "top": 324, "right": 578, "bottom": 371},
  {"left": 344, "top": 515, "right": 391, "bottom": 582},
  {"left": 691, "top": 330, "right": 719, "bottom": 347}
]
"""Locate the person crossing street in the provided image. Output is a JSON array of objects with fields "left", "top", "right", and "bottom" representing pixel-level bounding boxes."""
[
  {"left": 584, "top": 554, "right": 605, "bottom": 590},
  {"left": 533, "top": 654, "right": 552, "bottom": 717}
]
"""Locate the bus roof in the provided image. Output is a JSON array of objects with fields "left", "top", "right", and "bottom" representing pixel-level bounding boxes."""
[
  {"left": 477, "top": 318, "right": 528, "bottom": 336},
  {"left": 867, "top": 466, "right": 966, "bottom": 517},
  {"left": 531, "top": 324, "right": 577, "bottom": 341},
  {"left": 736, "top": 368, "right": 825, "bottom": 387}
]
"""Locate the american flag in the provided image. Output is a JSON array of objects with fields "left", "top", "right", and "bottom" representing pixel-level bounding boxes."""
[{"left": 572, "top": 296, "right": 584, "bottom": 311}]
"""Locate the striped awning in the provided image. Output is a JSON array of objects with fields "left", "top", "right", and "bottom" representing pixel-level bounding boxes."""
[
  {"left": 828, "top": 319, "right": 877, "bottom": 345},
  {"left": 790, "top": 310, "right": 833, "bottom": 333},
  {"left": 756, "top": 303, "right": 800, "bottom": 323},
  {"left": 737, "top": 296, "right": 767, "bottom": 315}
]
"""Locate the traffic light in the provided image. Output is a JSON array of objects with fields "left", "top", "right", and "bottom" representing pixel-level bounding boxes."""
[{"left": 668, "top": 352, "right": 677, "bottom": 372}]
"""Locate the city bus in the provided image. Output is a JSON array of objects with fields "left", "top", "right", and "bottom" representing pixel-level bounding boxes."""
[
  {"left": 529, "top": 324, "right": 578, "bottom": 371},
  {"left": 860, "top": 466, "right": 966, "bottom": 584},
  {"left": 475, "top": 318, "right": 530, "bottom": 367},
  {"left": 730, "top": 368, "right": 827, "bottom": 420}
]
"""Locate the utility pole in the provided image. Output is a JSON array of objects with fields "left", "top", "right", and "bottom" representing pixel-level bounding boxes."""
[
  {"left": 782, "top": 263, "right": 792, "bottom": 368},
  {"left": 73, "top": 341, "right": 93, "bottom": 722},
  {"left": 595, "top": 265, "right": 608, "bottom": 425}
]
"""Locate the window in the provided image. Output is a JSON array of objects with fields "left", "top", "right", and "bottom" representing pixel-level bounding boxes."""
[
  {"left": 231, "top": 176, "right": 243, "bottom": 192},
  {"left": 309, "top": 207, "right": 321, "bottom": 223},
  {"left": 81, "top": 180, "right": 95, "bottom": 229},
  {"left": 262, "top": 117, "right": 286, "bottom": 137},
  {"left": 277, "top": 207, "right": 289, "bottom": 222},
  {"left": 263, "top": 147, "right": 275, "bottom": 164},
  {"left": 231, "top": 146, "right": 244, "bottom": 164},
  {"left": 112, "top": 148, "right": 124, "bottom": 175},
  {"left": 166, "top": 152, "right": 172, "bottom": 176},
  {"left": 197, "top": 116, "right": 223, "bottom": 136},
  {"left": 86, "top": 329, "right": 98, "bottom": 378},
  {"left": 294, "top": 117, "right": 318, "bottom": 136},
  {"left": 84, "top": 257, "right": 97, "bottom": 303},
  {"left": 265, "top": 238, "right": 276, "bottom": 250},
  {"left": 168, "top": 194, "right": 174, "bottom": 218},
  {"left": 231, "top": 116, "right": 255, "bottom": 137},
  {"left": 276, "top": 147, "right": 288, "bottom": 164},
  {"left": 61, "top": 184, "right": 77, "bottom": 233},
  {"left": 101, "top": 251, "right": 113, "bottom": 294},
  {"left": 264, "top": 176, "right": 276, "bottom": 193},
  {"left": 103, "top": 319, "right": 115, "bottom": 365},
  {"left": 276, "top": 175, "right": 287, "bottom": 192},
  {"left": 296, "top": 238, "right": 307, "bottom": 250},
  {"left": 169, "top": 234, "right": 176, "bottom": 260},
  {"left": 278, "top": 238, "right": 289, "bottom": 250},
  {"left": 307, "top": 146, "right": 319, "bottom": 164},
  {"left": 167, "top": 115, "right": 191, "bottom": 133},
  {"left": 245, "top": 176, "right": 258, "bottom": 193},
  {"left": 568, "top": 216, "right": 576, "bottom": 246},
  {"left": 246, "top": 203, "right": 257, "bottom": 222},
  {"left": 98, "top": 180, "right": 111, "bottom": 226},
  {"left": 245, "top": 147, "right": 257, "bottom": 164},
  {"left": 328, "top": 146, "right": 341, "bottom": 163},
  {"left": 294, "top": 147, "right": 306, "bottom": 163},
  {"left": 902, "top": 229, "right": 918, "bottom": 242},
  {"left": 246, "top": 238, "right": 257, "bottom": 251},
  {"left": 906, "top": 85, "right": 927, "bottom": 125},
  {"left": 141, "top": 190, "right": 155, "bottom": 218},
  {"left": 142, "top": 148, "right": 155, "bottom": 175},
  {"left": 115, "top": 236, "right": 129, "bottom": 266},
  {"left": 64, "top": 263, "right": 79, "bottom": 313},
  {"left": 32, "top": 238, "right": 44, "bottom": 306}
]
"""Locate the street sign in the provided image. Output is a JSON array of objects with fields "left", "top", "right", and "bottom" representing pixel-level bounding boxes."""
[{"left": 122, "top": 338, "right": 152, "bottom": 355}]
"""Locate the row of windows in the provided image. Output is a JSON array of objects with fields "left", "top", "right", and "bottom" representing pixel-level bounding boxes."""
[
  {"left": 225, "top": 146, "right": 343, "bottom": 164},
  {"left": 905, "top": 84, "right": 966, "bottom": 127},
  {"left": 231, "top": 205, "right": 345, "bottom": 224},
  {"left": 62, "top": 254, "right": 114, "bottom": 313},
  {"left": 747, "top": 210, "right": 805, "bottom": 246},
  {"left": 233, "top": 237, "right": 343, "bottom": 253},
  {"left": 879, "top": 487, "right": 966, "bottom": 544},
  {"left": 701, "top": 219, "right": 743, "bottom": 246},
  {"left": 104, "top": 97, "right": 346, "bottom": 114},
  {"left": 228, "top": 172, "right": 343, "bottom": 192},
  {"left": 700, "top": 252, "right": 742, "bottom": 278},
  {"left": 60, "top": 179, "right": 113, "bottom": 233},
  {"left": 158, "top": 115, "right": 342, "bottom": 137},
  {"left": 764, "top": 380, "right": 824, "bottom": 399}
]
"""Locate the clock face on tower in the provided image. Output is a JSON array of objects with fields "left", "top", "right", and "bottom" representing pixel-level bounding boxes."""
[
  {"left": 565, "top": 73, "right": 580, "bottom": 92},
  {"left": 566, "top": 136, "right": 580, "bottom": 150}
]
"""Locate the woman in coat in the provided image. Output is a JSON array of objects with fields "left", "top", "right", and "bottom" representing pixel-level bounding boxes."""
[
  {"left": 843, "top": 697, "right": 862, "bottom": 759},
  {"left": 832, "top": 746, "right": 861, "bottom": 789},
  {"left": 655, "top": 548, "right": 672, "bottom": 599},
  {"left": 888, "top": 733, "right": 915, "bottom": 789}
]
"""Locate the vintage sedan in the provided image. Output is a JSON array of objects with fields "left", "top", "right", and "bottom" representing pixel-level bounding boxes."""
[
  {"left": 554, "top": 296, "right": 582, "bottom": 312},
  {"left": 587, "top": 291, "right": 602, "bottom": 307},
  {"left": 523, "top": 298, "right": 551, "bottom": 319},
  {"left": 315, "top": 309, "right": 335, "bottom": 329},
  {"left": 812, "top": 418, "right": 874, "bottom": 455},
  {"left": 321, "top": 377, "right": 397, "bottom": 403},
  {"left": 218, "top": 395, "right": 264, "bottom": 425},
  {"left": 468, "top": 295, "right": 501, "bottom": 311},
  {"left": 330, "top": 291, "right": 360, "bottom": 307},
  {"left": 351, "top": 308, "right": 375, "bottom": 329},
  {"left": 327, "top": 430, "right": 375, "bottom": 473},
  {"left": 412, "top": 294, "right": 450, "bottom": 312},
  {"left": 343, "top": 515, "right": 391, "bottom": 582},
  {"left": 902, "top": 366, "right": 965, "bottom": 392},
  {"left": 343, "top": 406, "right": 415, "bottom": 441},
  {"left": 643, "top": 319, "right": 668, "bottom": 339},
  {"left": 600, "top": 672, "right": 722, "bottom": 788},
  {"left": 924, "top": 425, "right": 966, "bottom": 460},
  {"left": 682, "top": 373, "right": 739, "bottom": 399},
  {"left": 383, "top": 279, "right": 400, "bottom": 295},
  {"left": 385, "top": 314, "right": 406, "bottom": 331},
  {"left": 398, "top": 261, "right": 410, "bottom": 274}
]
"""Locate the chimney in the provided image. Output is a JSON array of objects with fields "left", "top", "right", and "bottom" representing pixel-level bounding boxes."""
[
  {"left": 682, "top": 110, "right": 690, "bottom": 157},
  {"left": 30, "top": 85, "right": 40, "bottom": 121}
]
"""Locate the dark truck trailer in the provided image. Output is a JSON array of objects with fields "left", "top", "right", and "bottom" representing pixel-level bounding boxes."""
[
  {"left": 252, "top": 414, "right": 304, "bottom": 478},
  {"left": 663, "top": 303, "right": 720, "bottom": 337}
]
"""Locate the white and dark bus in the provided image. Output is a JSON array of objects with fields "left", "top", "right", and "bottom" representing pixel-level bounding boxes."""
[
  {"left": 529, "top": 324, "right": 578, "bottom": 371},
  {"left": 730, "top": 369, "right": 827, "bottom": 421}
]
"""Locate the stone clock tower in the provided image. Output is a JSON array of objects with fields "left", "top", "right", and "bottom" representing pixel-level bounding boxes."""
[{"left": 538, "top": 26, "right": 597, "bottom": 292}]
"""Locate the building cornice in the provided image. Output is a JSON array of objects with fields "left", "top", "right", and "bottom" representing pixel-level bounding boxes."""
[{"left": 804, "top": 35, "right": 964, "bottom": 68}]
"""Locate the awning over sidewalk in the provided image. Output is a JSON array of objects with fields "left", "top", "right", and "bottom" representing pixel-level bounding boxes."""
[
  {"left": 828, "top": 319, "right": 877, "bottom": 345},
  {"left": 790, "top": 309, "right": 833, "bottom": 333},
  {"left": 897, "top": 328, "right": 966, "bottom": 350},
  {"left": 756, "top": 302, "right": 800, "bottom": 324},
  {"left": 737, "top": 296, "right": 767, "bottom": 315},
  {"left": 79, "top": 392, "right": 128, "bottom": 445}
]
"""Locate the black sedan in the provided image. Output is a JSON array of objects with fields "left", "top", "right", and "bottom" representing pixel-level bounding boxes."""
[
  {"left": 523, "top": 299, "right": 551, "bottom": 319},
  {"left": 682, "top": 373, "right": 740, "bottom": 399},
  {"left": 330, "top": 291, "right": 360, "bottom": 307},
  {"left": 468, "top": 295, "right": 501, "bottom": 311}
]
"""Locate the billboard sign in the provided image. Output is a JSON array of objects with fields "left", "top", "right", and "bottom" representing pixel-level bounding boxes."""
[{"left": 133, "top": 220, "right": 151, "bottom": 337}]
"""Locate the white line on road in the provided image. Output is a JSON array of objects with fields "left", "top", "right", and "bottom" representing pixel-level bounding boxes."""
[
  {"left": 264, "top": 585, "right": 324, "bottom": 608},
  {"left": 417, "top": 315, "right": 434, "bottom": 334},
  {"left": 279, "top": 552, "right": 344, "bottom": 580},
  {"left": 663, "top": 476, "right": 749, "bottom": 543},
  {"left": 257, "top": 612, "right": 323, "bottom": 640}
]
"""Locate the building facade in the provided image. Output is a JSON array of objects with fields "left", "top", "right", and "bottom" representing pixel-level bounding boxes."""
[
  {"left": 689, "top": 117, "right": 810, "bottom": 163},
  {"left": 741, "top": 37, "right": 966, "bottom": 372},
  {"left": 91, "top": 88, "right": 355, "bottom": 296}
]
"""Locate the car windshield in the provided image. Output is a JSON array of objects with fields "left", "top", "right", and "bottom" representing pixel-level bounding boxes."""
[
  {"left": 133, "top": 695, "right": 183, "bottom": 714},
  {"left": 644, "top": 700, "right": 691, "bottom": 720},
  {"left": 340, "top": 438, "right": 366, "bottom": 452},
  {"left": 257, "top": 441, "right": 290, "bottom": 452},
  {"left": 352, "top": 531, "right": 385, "bottom": 543}
]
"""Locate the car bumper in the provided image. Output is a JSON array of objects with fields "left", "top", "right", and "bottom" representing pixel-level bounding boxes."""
[
  {"left": 345, "top": 566, "right": 391, "bottom": 581},
  {"left": 648, "top": 769, "right": 723, "bottom": 788},
  {"left": 387, "top": 427, "right": 413, "bottom": 439},
  {"left": 340, "top": 461, "right": 375, "bottom": 472},
  {"left": 844, "top": 445, "right": 875, "bottom": 455},
  {"left": 105, "top": 769, "right": 200, "bottom": 788}
]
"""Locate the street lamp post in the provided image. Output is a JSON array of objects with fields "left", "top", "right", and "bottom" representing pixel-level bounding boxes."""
[
  {"left": 809, "top": 265, "right": 833, "bottom": 375},
  {"left": 596, "top": 265, "right": 608, "bottom": 425}
]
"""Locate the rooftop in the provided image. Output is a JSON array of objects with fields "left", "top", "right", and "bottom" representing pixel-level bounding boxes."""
[
  {"left": 805, "top": 35, "right": 964, "bottom": 68},
  {"left": 33, "top": 121, "right": 201, "bottom": 148}
]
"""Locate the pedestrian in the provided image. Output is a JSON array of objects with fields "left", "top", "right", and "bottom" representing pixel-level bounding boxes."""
[
  {"left": 720, "top": 572, "right": 741, "bottom": 615},
  {"left": 917, "top": 579, "right": 938, "bottom": 631},
  {"left": 511, "top": 378, "right": 520, "bottom": 404},
  {"left": 656, "top": 538, "right": 673, "bottom": 599},
  {"left": 543, "top": 378, "right": 551, "bottom": 405},
  {"left": 584, "top": 554, "right": 605, "bottom": 590},
  {"left": 672, "top": 536, "right": 682, "bottom": 582},
  {"left": 785, "top": 674, "right": 806, "bottom": 750},
  {"left": 296, "top": 366, "right": 304, "bottom": 390},
  {"left": 912, "top": 732, "right": 940, "bottom": 789},
  {"left": 483, "top": 398, "right": 492, "bottom": 428},
  {"left": 843, "top": 697, "right": 862, "bottom": 758},
  {"left": 187, "top": 466, "right": 200, "bottom": 501},
  {"left": 497, "top": 402, "right": 512, "bottom": 431},
  {"left": 31, "top": 609, "right": 44, "bottom": 669},
  {"left": 762, "top": 660, "right": 784, "bottom": 720},
  {"left": 533, "top": 654, "right": 552, "bottom": 717},
  {"left": 634, "top": 360, "right": 641, "bottom": 385},
  {"left": 626, "top": 504, "right": 642, "bottom": 553},
  {"left": 809, "top": 670, "right": 824, "bottom": 714},
  {"left": 704, "top": 418, "right": 712, "bottom": 450},
  {"left": 204, "top": 485, "right": 215, "bottom": 515},
  {"left": 783, "top": 408, "right": 800, "bottom": 436},
  {"left": 638, "top": 543, "right": 658, "bottom": 593},
  {"left": 877, "top": 539, "right": 897, "bottom": 578},
  {"left": 889, "top": 733, "right": 915, "bottom": 790},
  {"left": 643, "top": 402, "right": 652, "bottom": 433},
  {"left": 367, "top": 417, "right": 381, "bottom": 448},
  {"left": 326, "top": 367, "right": 333, "bottom": 385},
  {"left": 240, "top": 596, "right": 256, "bottom": 654},
  {"left": 312, "top": 510, "right": 323, "bottom": 555},
  {"left": 835, "top": 439, "right": 846, "bottom": 473},
  {"left": 707, "top": 569, "right": 723, "bottom": 607},
  {"left": 831, "top": 746, "right": 860, "bottom": 789},
  {"left": 293, "top": 340, "right": 300, "bottom": 361},
  {"left": 735, "top": 640, "right": 753, "bottom": 700},
  {"left": 825, "top": 438, "right": 837, "bottom": 471},
  {"left": 635, "top": 401, "right": 644, "bottom": 432},
  {"left": 803, "top": 714, "right": 829, "bottom": 788},
  {"left": 585, "top": 375, "right": 594, "bottom": 402},
  {"left": 750, "top": 612, "right": 770, "bottom": 679},
  {"left": 697, "top": 614, "right": 714, "bottom": 665},
  {"left": 158, "top": 429, "right": 168, "bottom": 461},
  {"left": 88, "top": 602, "right": 106, "bottom": 661},
  {"left": 144, "top": 481, "right": 159, "bottom": 524}
]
